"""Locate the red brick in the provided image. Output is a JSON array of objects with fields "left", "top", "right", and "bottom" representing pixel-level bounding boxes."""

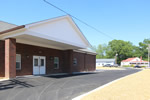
[
  {"left": 73, "top": 52, "right": 96, "bottom": 72},
  {"left": 0, "top": 41, "right": 96, "bottom": 77},
  {"left": 5, "top": 38, "right": 16, "bottom": 78},
  {"left": 0, "top": 40, "right": 5, "bottom": 77}
]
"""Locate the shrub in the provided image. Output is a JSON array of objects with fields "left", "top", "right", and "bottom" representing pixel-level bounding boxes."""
[
  {"left": 123, "top": 65, "right": 135, "bottom": 67},
  {"left": 141, "top": 66, "right": 146, "bottom": 68},
  {"left": 123, "top": 65, "right": 131, "bottom": 67}
]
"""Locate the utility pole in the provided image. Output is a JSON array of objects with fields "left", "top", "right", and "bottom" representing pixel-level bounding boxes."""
[
  {"left": 115, "top": 53, "right": 118, "bottom": 64},
  {"left": 148, "top": 44, "right": 150, "bottom": 68}
]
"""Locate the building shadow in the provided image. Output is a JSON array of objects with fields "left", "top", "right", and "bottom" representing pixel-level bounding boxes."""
[
  {"left": 0, "top": 79, "right": 34, "bottom": 91},
  {"left": 0, "top": 72, "right": 98, "bottom": 91},
  {"left": 45, "top": 72, "right": 97, "bottom": 78}
]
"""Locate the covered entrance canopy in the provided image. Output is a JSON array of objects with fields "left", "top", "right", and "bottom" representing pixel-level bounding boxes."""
[
  {"left": 0, "top": 15, "right": 92, "bottom": 78},
  {"left": 0, "top": 15, "right": 91, "bottom": 50}
]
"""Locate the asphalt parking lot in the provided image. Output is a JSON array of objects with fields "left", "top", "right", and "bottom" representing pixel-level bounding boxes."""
[{"left": 0, "top": 68, "right": 141, "bottom": 100}]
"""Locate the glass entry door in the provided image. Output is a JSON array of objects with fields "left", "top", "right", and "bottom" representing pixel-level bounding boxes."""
[{"left": 33, "top": 56, "right": 46, "bottom": 75}]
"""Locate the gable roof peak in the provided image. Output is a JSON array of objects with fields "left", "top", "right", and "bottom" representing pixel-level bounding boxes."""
[
  {"left": 25, "top": 15, "right": 71, "bottom": 28},
  {"left": 25, "top": 15, "right": 91, "bottom": 48}
]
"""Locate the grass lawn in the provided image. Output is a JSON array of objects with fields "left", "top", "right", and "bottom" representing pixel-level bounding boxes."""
[{"left": 81, "top": 69, "right": 150, "bottom": 100}]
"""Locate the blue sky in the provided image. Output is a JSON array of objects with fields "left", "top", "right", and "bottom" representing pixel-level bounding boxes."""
[{"left": 0, "top": 0, "right": 150, "bottom": 46}]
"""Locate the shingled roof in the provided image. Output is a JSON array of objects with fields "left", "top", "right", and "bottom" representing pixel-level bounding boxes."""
[
  {"left": 0, "top": 21, "right": 17, "bottom": 32},
  {"left": 0, "top": 21, "right": 25, "bottom": 35}
]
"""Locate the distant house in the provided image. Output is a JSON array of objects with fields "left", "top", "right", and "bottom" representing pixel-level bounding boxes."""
[
  {"left": 96, "top": 59, "right": 115, "bottom": 66},
  {"left": 121, "top": 57, "right": 148, "bottom": 67}
]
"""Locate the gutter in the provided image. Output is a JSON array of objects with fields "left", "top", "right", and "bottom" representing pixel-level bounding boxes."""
[{"left": 0, "top": 25, "right": 25, "bottom": 35}]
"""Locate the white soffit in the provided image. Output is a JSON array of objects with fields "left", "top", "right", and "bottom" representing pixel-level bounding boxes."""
[
  {"left": 25, "top": 15, "right": 91, "bottom": 48},
  {"left": 15, "top": 34, "right": 83, "bottom": 50}
]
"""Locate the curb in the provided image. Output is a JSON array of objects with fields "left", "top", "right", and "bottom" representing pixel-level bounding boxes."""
[
  {"left": 72, "top": 69, "right": 143, "bottom": 100},
  {"left": 0, "top": 78, "right": 9, "bottom": 82}
]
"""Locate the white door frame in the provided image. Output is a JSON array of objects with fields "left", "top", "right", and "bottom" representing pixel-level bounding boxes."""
[{"left": 33, "top": 56, "right": 46, "bottom": 75}]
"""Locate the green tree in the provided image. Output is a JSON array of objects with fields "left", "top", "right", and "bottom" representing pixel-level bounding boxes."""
[
  {"left": 132, "top": 46, "right": 143, "bottom": 58},
  {"left": 92, "top": 38, "right": 150, "bottom": 63},
  {"left": 138, "top": 38, "right": 150, "bottom": 60},
  {"left": 106, "top": 40, "right": 134, "bottom": 64},
  {"left": 92, "top": 44, "right": 108, "bottom": 59}
]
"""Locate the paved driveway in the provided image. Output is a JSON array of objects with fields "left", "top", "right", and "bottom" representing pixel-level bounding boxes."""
[{"left": 0, "top": 68, "right": 141, "bottom": 100}]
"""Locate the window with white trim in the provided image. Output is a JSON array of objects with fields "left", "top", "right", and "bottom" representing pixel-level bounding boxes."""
[
  {"left": 54, "top": 57, "right": 59, "bottom": 69},
  {"left": 73, "top": 58, "right": 77, "bottom": 66},
  {"left": 16, "top": 54, "right": 21, "bottom": 70}
]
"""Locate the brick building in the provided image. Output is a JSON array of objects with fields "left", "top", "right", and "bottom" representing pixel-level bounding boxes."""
[{"left": 0, "top": 15, "right": 96, "bottom": 79}]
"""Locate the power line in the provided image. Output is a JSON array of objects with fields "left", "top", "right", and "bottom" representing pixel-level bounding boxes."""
[{"left": 43, "top": 0, "right": 114, "bottom": 39}]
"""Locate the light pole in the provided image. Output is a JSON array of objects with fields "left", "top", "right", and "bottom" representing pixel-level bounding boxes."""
[
  {"left": 115, "top": 53, "right": 118, "bottom": 64},
  {"left": 148, "top": 44, "right": 150, "bottom": 68}
]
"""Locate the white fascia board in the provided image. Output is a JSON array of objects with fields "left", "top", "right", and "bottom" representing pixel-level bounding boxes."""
[
  {"left": 73, "top": 49, "right": 97, "bottom": 55},
  {"left": 86, "top": 52, "right": 97, "bottom": 55},
  {"left": 73, "top": 50, "right": 86, "bottom": 53},
  {"left": 66, "top": 16, "right": 92, "bottom": 48},
  {"left": 1, "top": 32, "right": 26, "bottom": 40},
  {"left": 25, "top": 16, "right": 68, "bottom": 28},
  {"left": 0, "top": 28, "right": 26, "bottom": 40}
]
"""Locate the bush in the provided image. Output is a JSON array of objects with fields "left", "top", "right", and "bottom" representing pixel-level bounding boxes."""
[
  {"left": 123, "top": 65, "right": 131, "bottom": 67},
  {"left": 141, "top": 66, "right": 146, "bottom": 68},
  {"left": 123, "top": 65, "right": 135, "bottom": 67}
]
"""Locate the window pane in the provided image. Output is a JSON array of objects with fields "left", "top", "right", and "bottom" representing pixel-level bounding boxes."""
[
  {"left": 16, "top": 54, "right": 21, "bottom": 70},
  {"left": 16, "top": 62, "right": 20, "bottom": 69},
  {"left": 54, "top": 58, "right": 56, "bottom": 62},
  {"left": 40, "top": 59, "right": 44, "bottom": 66},
  {"left": 54, "top": 57, "right": 58, "bottom": 63},
  {"left": 54, "top": 64, "right": 58, "bottom": 69},
  {"left": 54, "top": 57, "right": 59, "bottom": 69},
  {"left": 73, "top": 58, "right": 77, "bottom": 66},
  {"left": 16, "top": 54, "right": 21, "bottom": 62},
  {"left": 34, "top": 59, "right": 38, "bottom": 66}
]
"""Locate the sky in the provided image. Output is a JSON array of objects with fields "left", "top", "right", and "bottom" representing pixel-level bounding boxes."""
[{"left": 0, "top": 0, "right": 150, "bottom": 46}]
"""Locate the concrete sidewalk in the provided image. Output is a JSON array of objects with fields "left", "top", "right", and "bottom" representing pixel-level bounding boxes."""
[
  {"left": 0, "top": 77, "right": 9, "bottom": 82},
  {"left": 80, "top": 69, "right": 150, "bottom": 100}
]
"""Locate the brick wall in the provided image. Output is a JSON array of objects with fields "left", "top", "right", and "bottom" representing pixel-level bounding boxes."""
[
  {"left": 72, "top": 52, "right": 85, "bottom": 72},
  {"left": 5, "top": 38, "right": 16, "bottom": 78},
  {"left": 0, "top": 41, "right": 96, "bottom": 77},
  {"left": 0, "top": 40, "right": 5, "bottom": 77},
  {"left": 72, "top": 52, "right": 96, "bottom": 72},
  {"left": 62, "top": 50, "right": 73, "bottom": 73},
  {"left": 16, "top": 43, "right": 64, "bottom": 76},
  {"left": 85, "top": 54, "right": 96, "bottom": 71}
]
